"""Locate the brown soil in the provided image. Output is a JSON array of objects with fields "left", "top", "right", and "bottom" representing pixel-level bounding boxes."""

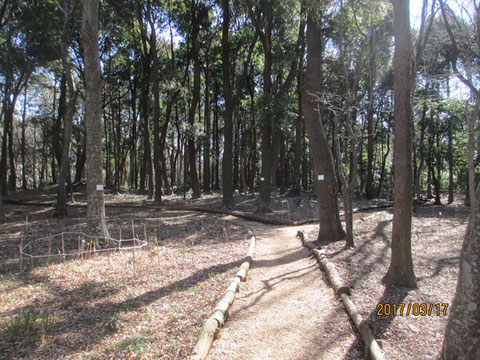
[
  {"left": 0, "top": 196, "right": 251, "bottom": 360},
  {"left": 305, "top": 197, "right": 468, "bottom": 359},
  {"left": 1, "top": 189, "right": 469, "bottom": 360},
  {"left": 209, "top": 220, "right": 362, "bottom": 360}
]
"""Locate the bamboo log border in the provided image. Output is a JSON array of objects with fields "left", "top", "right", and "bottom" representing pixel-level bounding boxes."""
[
  {"left": 297, "top": 230, "right": 386, "bottom": 360},
  {"left": 190, "top": 231, "right": 256, "bottom": 360}
]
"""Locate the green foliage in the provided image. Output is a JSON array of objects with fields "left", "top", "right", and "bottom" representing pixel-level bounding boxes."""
[
  {"left": 103, "top": 313, "right": 124, "bottom": 333},
  {"left": 5, "top": 309, "right": 57, "bottom": 341}
]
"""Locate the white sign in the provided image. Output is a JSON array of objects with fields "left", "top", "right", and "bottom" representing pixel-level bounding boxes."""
[
  {"left": 96, "top": 184, "right": 104, "bottom": 191},
  {"left": 260, "top": 177, "right": 265, "bottom": 181},
  {"left": 318, "top": 175, "right": 324, "bottom": 181}
]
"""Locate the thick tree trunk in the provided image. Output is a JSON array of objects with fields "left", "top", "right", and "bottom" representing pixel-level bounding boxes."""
[
  {"left": 82, "top": 0, "right": 109, "bottom": 236},
  {"left": 304, "top": 12, "right": 345, "bottom": 242},
  {"left": 441, "top": 184, "right": 480, "bottom": 359},
  {"left": 383, "top": 0, "right": 416, "bottom": 288}
]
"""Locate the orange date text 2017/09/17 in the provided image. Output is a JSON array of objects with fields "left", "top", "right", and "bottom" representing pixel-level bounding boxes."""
[{"left": 375, "top": 303, "right": 449, "bottom": 317}]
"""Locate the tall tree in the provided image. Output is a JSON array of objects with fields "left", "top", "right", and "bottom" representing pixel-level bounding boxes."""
[
  {"left": 303, "top": 6, "right": 345, "bottom": 242},
  {"left": 55, "top": 0, "right": 78, "bottom": 217},
  {"left": 221, "top": 0, "right": 234, "bottom": 208},
  {"left": 82, "top": 0, "right": 108, "bottom": 236},
  {"left": 382, "top": 0, "right": 416, "bottom": 288}
]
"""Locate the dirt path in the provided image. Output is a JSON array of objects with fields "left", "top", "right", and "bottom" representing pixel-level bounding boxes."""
[{"left": 208, "top": 219, "right": 362, "bottom": 360}]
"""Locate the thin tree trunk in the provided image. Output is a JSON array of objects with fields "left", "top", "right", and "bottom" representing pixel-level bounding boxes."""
[
  {"left": 203, "top": 46, "right": 211, "bottom": 194},
  {"left": 221, "top": 0, "right": 234, "bottom": 207},
  {"left": 55, "top": 0, "right": 78, "bottom": 217},
  {"left": 21, "top": 85, "right": 27, "bottom": 190},
  {"left": 468, "top": 100, "right": 476, "bottom": 208},
  {"left": 365, "top": 23, "right": 376, "bottom": 199},
  {"left": 187, "top": 0, "right": 201, "bottom": 199}
]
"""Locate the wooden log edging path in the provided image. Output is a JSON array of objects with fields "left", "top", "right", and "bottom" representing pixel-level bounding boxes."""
[
  {"left": 297, "top": 230, "right": 386, "bottom": 360},
  {"left": 190, "top": 230, "right": 256, "bottom": 360}
]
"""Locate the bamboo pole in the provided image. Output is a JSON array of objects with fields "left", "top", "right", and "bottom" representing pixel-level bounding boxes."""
[
  {"left": 77, "top": 236, "right": 81, "bottom": 259},
  {"left": 80, "top": 237, "right": 85, "bottom": 259},
  {"left": 119, "top": 228, "right": 122, "bottom": 251},
  {"left": 19, "top": 243, "right": 23, "bottom": 271},
  {"left": 47, "top": 236, "right": 51, "bottom": 264},
  {"left": 154, "top": 227, "right": 158, "bottom": 245},
  {"left": 143, "top": 223, "right": 147, "bottom": 243},
  {"left": 106, "top": 235, "right": 111, "bottom": 266},
  {"left": 131, "top": 220, "right": 136, "bottom": 279},
  {"left": 223, "top": 227, "right": 229, "bottom": 242},
  {"left": 61, "top": 233, "right": 66, "bottom": 261}
]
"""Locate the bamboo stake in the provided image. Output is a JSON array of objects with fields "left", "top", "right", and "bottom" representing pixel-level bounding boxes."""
[
  {"left": 106, "top": 235, "right": 111, "bottom": 267},
  {"left": 19, "top": 242, "right": 23, "bottom": 271},
  {"left": 77, "top": 236, "right": 81, "bottom": 259},
  {"left": 119, "top": 228, "right": 122, "bottom": 251},
  {"left": 48, "top": 236, "right": 51, "bottom": 264},
  {"left": 80, "top": 237, "right": 85, "bottom": 259},
  {"left": 61, "top": 233, "right": 66, "bottom": 261},
  {"left": 154, "top": 227, "right": 158, "bottom": 245},
  {"left": 143, "top": 223, "right": 147, "bottom": 243},
  {"left": 30, "top": 230, "right": 34, "bottom": 267},
  {"left": 223, "top": 228, "right": 229, "bottom": 242},
  {"left": 131, "top": 220, "right": 136, "bottom": 279}
]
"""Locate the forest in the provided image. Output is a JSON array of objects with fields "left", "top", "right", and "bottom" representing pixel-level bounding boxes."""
[{"left": 0, "top": 0, "right": 479, "bottom": 359}]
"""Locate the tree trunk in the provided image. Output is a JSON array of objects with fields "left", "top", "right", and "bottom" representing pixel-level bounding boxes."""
[
  {"left": 304, "top": 11, "right": 345, "bottom": 242},
  {"left": 203, "top": 47, "right": 211, "bottom": 194},
  {"left": 467, "top": 100, "right": 476, "bottom": 208},
  {"left": 292, "top": 6, "right": 306, "bottom": 196},
  {"left": 221, "top": 0, "right": 234, "bottom": 207},
  {"left": 82, "top": 0, "right": 109, "bottom": 236},
  {"left": 187, "top": 1, "right": 202, "bottom": 199},
  {"left": 257, "top": 0, "right": 274, "bottom": 213},
  {"left": 21, "top": 85, "right": 27, "bottom": 190},
  {"left": 146, "top": 2, "right": 162, "bottom": 205},
  {"left": 415, "top": 104, "right": 427, "bottom": 202},
  {"left": 383, "top": 0, "right": 417, "bottom": 288},
  {"left": 365, "top": 24, "right": 376, "bottom": 200},
  {"left": 441, "top": 183, "right": 480, "bottom": 359},
  {"left": 55, "top": 0, "right": 78, "bottom": 217}
]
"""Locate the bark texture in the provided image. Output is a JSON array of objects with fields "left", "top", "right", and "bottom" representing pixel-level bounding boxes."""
[
  {"left": 303, "top": 12, "right": 345, "bottom": 242},
  {"left": 221, "top": 0, "right": 234, "bottom": 208},
  {"left": 55, "top": 0, "right": 77, "bottom": 217},
  {"left": 82, "top": 0, "right": 108, "bottom": 236},
  {"left": 441, "top": 184, "right": 480, "bottom": 359},
  {"left": 383, "top": 0, "right": 416, "bottom": 288}
]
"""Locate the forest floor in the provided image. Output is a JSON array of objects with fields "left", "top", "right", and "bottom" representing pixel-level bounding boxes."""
[
  {"left": 0, "top": 188, "right": 252, "bottom": 359},
  {"left": 304, "top": 198, "right": 468, "bottom": 359},
  {"left": 0, "top": 187, "right": 469, "bottom": 359}
]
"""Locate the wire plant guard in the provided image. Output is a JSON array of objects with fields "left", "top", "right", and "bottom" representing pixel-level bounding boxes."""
[{"left": 20, "top": 231, "right": 148, "bottom": 261}]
